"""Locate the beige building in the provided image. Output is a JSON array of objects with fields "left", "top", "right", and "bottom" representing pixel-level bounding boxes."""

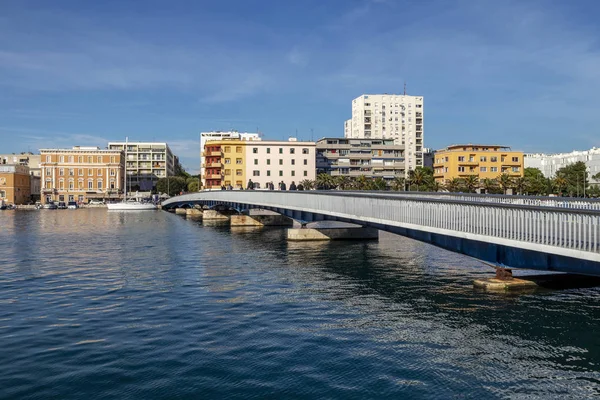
[
  {"left": 108, "top": 141, "right": 176, "bottom": 191},
  {"left": 0, "top": 165, "right": 31, "bottom": 205},
  {"left": 345, "top": 94, "right": 424, "bottom": 174},
  {"left": 202, "top": 138, "right": 316, "bottom": 189},
  {"left": 433, "top": 144, "right": 524, "bottom": 183},
  {"left": 40, "top": 147, "right": 125, "bottom": 204},
  {"left": 0, "top": 153, "right": 41, "bottom": 176},
  {"left": 316, "top": 138, "right": 405, "bottom": 181},
  {"left": 200, "top": 131, "right": 261, "bottom": 179}
]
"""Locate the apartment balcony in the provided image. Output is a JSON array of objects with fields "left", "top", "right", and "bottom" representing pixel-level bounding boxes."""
[
  {"left": 501, "top": 161, "right": 521, "bottom": 166},
  {"left": 433, "top": 172, "right": 444, "bottom": 178},
  {"left": 458, "top": 171, "right": 478, "bottom": 176},
  {"left": 203, "top": 173, "right": 222, "bottom": 180},
  {"left": 202, "top": 162, "right": 222, "bottom": 168},
  {"left": 202, "top": 151, "right": 222, "bottom": 157},
  {"left": 458, "top": 161, "right": 479, "bottom": 166},
  {"left": 152, "top": 163, "right": 165, "bottom": 168}
]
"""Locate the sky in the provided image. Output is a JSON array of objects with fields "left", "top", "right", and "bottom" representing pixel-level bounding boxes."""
[{"left": 1, "top": 0, "right": 600, "bottom": 173}]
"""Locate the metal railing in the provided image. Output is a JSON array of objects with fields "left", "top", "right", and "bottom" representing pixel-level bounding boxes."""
[{"left": 165, "top": 191, "right": 600, "bottom": 255}]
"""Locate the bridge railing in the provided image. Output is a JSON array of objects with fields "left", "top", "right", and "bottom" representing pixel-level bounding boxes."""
[
  {"left": 166, "top": 191, "right": 600, "bottom": 256},
  {"left": 327, "top": 191, "right": 600, "bottom": 211}
]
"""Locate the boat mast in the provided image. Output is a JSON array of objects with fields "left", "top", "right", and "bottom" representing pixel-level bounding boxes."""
[{"left": 124, "top": 137, "right": 128, "bottom": 201}]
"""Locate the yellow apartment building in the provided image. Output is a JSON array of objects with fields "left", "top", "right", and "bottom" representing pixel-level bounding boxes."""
[
  {"left": 0, "top": 165, "right": 31, "bottom": 205},
  {"left": 433, "top": 144, "right": 524, "bottom": 183},
  {"left": 40, "top": 146, "right": 125, "bottom": 204},
  {"left": 202, "top": 140, "right": 248, "bottom": 189}
]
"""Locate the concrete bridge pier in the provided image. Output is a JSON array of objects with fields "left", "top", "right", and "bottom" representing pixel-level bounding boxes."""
[
  {"left": 186, "top": 208, "right": 203, "bottom": 219},
  {"left": 202, "top": 209, "right": 233, "bottom": 221},
  {"left": 230, "top": 213, "right": 293, "bottom": 227},
  {"left": 175, "top": 208, "right": 187, "bottom": 215},
  {"left": 287, "top": 226, "right": 379, "bottom": 241}
]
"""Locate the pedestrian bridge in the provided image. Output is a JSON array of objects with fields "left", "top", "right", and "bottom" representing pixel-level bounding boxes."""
[{"left": 162, "top": 191, "right": 600, "bottom": 276}]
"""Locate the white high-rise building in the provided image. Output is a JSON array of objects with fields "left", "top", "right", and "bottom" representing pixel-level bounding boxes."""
[
  {"left": 200, "top": 131, "right": 261, "bottom": 179},
  {"left": 345, "top": 94, "right": 424, "bottom": 174}
]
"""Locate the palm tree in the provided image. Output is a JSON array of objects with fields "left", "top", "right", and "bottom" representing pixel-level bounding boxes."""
[
  {"left": 354, "top": 175, "right": 370, "bottom": 190},
  {"left": 463, "top": 175, "right": 480, "bottom": 193},
  {"left": 553, "top": 176, "right": 568, "bottom": 196},
  {"left": 427, "top": 180, "right": 441, "bottom": 192},
  {"left": 445, "top": 178, "right": 461, "bottom": 192},
  {"left": 513, "top": 177, "right": 526, "bottom": 195},
  {"left": 372, "top": 177, "right": 388, "bottom": 191},
  {"left": 334, "top": 175, "right": 352, "bottom": 190},
  {"left": 498, "top": 173, "right": 514, "bottom": 195},
  {"left": 315, "top": 173, "right": 333, "bottom": 190},
  {"left": 299, "top": 179, "right": 315, "bottom": 190},
  {"left": 409, "top": 168, "right": 427, "bottom": 191},
  {"left": 390, "top": 176, "right": 406, "bottom": 191},
  {"left": 482, "top": 178, "right": 498, "bottom": 194}
]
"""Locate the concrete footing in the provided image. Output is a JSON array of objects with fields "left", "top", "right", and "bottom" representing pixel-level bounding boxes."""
[
  {"left": 202, "top": 209, "right": 231, "bottom": 221},
  {"left": 474, "top": 273, "right": 600, "bottom": 291},
  {"left": 186, "top": 208, "right": 203, "bottom": 218},
  {"left": 175, "top": 208, "right": 187, "bottom": 215},
  {"left": 231, "top": 214, "right": 293, "bottom": 227},
  {"left": 287, "top": 227, "right": 379, "bottom": 241}
]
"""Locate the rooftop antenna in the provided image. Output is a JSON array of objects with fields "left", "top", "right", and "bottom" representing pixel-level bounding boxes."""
[{"left": 403, "top": 81, "right": 407, "bottom": 95}]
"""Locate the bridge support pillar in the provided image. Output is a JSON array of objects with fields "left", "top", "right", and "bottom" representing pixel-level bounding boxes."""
[
  {"left": 203, "top": 209, "right": 231, "bottom": 221},
  {"left": 230, "top": 214, "right": 293, "bottom": 227},
  {"left": 287, "top": 227, "right": 379, "bottom": 241},
  {"left": 175, "top": 208, "right": 187, "bottom": 215},
  {"left": 186, "top": 208, "right": 203, "bottom": 219}
]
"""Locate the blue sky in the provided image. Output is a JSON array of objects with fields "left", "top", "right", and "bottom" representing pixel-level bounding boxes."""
[{"left": 1, "top": 0, "right": 600, "bottom": 173}]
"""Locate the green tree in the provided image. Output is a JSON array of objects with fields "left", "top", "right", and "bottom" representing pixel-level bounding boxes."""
[
  {"left": 498, "top": 173, "right": 514, "bottom": 195},
  {"left": 316, "top": 173, "right": 333, "bottom": 190},
  {"left": 555, "top": 161, "right": 588, "bottom": 197},
  {"left": 408, "top": 167, "right": 429, "bottom": 191},
  {"left": 445, "top": 178, "right": 462, "bottom": 192},
  {"left": 354, "top": 175, "right": 370, "bottom": 190},
  {"left": 372, "top": 177, "right": 388, "bottom": 191},
  {"left": 333, "top": 175, "right": 353, "bottom": 190},
  {"left": 390, "top": 176, "right": 406, "bottom": 191},
  {"left": 156, "top": 176, "right": 187, "bottom": 197},
  {"left": 523, "top": 168, "right": 546, "bottom": 195},
  {"left": 299, "top": 179, "right": 315, "bottom": 190},
  {"left": 187, "top": 180, "right": 199, "bottom": 192},
  {"left": 481, "top": 178, "right": 499, "bottom": 194},
  {"left": 463, "top": 175, "right": 480, "bottom": 193},
  {"left": 553, "top": 175, "right": 568, "bottom": 196}
]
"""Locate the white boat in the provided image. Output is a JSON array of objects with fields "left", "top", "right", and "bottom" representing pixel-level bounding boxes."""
[
  {"left": 106, "top": 137, "right": 157, "bottom": 211},
  {"left": 107, "top": 201, "right": 156, "bottom": 211}
]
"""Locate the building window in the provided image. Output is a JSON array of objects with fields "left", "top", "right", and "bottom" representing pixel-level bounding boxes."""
[
  {"left": 110, "top": 156, "right": 115, "bottom": 163},
  {"left": 59, "top": 168, "right": 64, "bottom": 176},
  {"left": 267, "top": 148, "right": 271, "bottom": 154},
  {"left": 79, "top": 169, "right": 83, "bottom": 176},
  {"left": 458, "top": 156, "right": 465, "bottom": 162},
  {"left": 98, "top": 169, "right": 102, "bottom": 176},
  {"left": 59, "top": 180, "right": 64, "bottom": 190},
  {"left": 491, "top": 157, "right": 498, "bottom": 162},
  {"left": 69, "top": 156, "right": 74, "bottom": 163},
  {"left": 267, "top": 159, "right": 271, "bottom": 165},
  {"left": 253, "top": 148, "right": 258, "bottom": 153},
  {"left": 279, "top": 159, "right": 283, "bottom": 165},
  {"left": 254, "top": 159, "right": 258, "bottom": 165},
  {"left": 69, "top": 181, "right": 74, "bottom": 190},
  {"left": 480, "top": 167, "right": 487, "bottom": 172},
  {"left": 491, "top": 167, "right": 498, "bottom": 172},
  {"left": 97, "top": 181, "right": 103, "bottom": 190},
  {"left": 89, "top": 169, "right": 93, "bottom": 176},
  {"left": 110, "top": 169, "right": 115, "bottom": 176},
  {"left": 279, "top": 148, "right": 283, "bottom": 154},
  {"left": 290, "top": 148, "right": 295, "bottom": 154},
  {"left": 88, "top": 181, "right": 93, "bottom": 189},
  {"left": 236, "top": 158, "right": 242, "bottom": 164},
  {"left": 512, "top": 157, "right": 519, "bottom": 162},
  {"left": 267, "top": 170, "right": 271, "bottom": 176},
  {"left": 253, "top": 170, "right": 260, "bottom": 176},
  {"left": 480, "top": 156, "right": 487, "bottom": 162},
  {"left": 291, "top": 171, "right": 295, "bottom": 176},
  {"left": 224, "top": 146, "right": 231, "bottom": 153},
  {"left": 303, "top": 159, "right": 307, "bottom": 165},
  {"left": 236, "top": 147, "right": 242, "bottom": 153},
  {"left": 46, "top": 169, "right": 51, "bottom": 176},
  {"left": 46, "top": 156, "right": 51, "bottom": 162},
  {"left": 302, "top": 148, "right": 309, "bottom": 154},
  {"left": 291, "top": 159, "right": 295, "bottom": 165},
  {"left": 236, "top": 169, "right": 242, "bottom": 176},
  {"left": 88, "top": 156, "right": 92, "bottom": 163},
  {"left": 304, "top": 171, "right": 308, "bottom": 176},
  {"left": 78, "top": 156, "right": 82, "bottom": 163},
  {"left": 279, "top": 170, "right": 283, "bottom": 176},
  {"left": 69, "top": 168, "right": 74, "bottom": 176},
  {"left": 512, "top": 167, "right": 520, "bottom": 172},
  {"left": 458, "top": 166, "right": 465, "bottom": 172},
  {"left": 224, "top": 169, "right": 231, "bottom": 176}
]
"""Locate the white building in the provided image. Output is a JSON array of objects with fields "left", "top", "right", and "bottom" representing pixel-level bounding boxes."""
[
  {"left": 245, "top": 139, "right": 316, "bottom": 189},
  {"left": 200, "top": 131, "right": 261, "bottom": 178},
  {"left": 345, "top": 94, "right": 424, "bottom": 175},
  {"left": 108, "top": 141, "right": 176, "bottom": 191},
  {"left": 525, "top": 147, "right": 600, "bottom": 185}
]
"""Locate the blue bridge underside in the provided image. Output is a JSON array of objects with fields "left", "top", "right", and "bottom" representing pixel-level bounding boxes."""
[{"left": 165, "top": 200, "right": 600, "bottom": 276}]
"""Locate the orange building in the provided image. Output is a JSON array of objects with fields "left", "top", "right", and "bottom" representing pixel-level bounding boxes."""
[
  {"left": 40, "top": 147, "right": 125, "bottom": 204},
  {"left": 202, "top": 143, "right": 224, "bottom": 189},
  {"left": 0, "top": 165, "right": 31, "bottom": 205}
]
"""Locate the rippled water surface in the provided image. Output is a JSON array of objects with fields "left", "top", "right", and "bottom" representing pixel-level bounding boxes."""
[{"left": 1, "top": 209, "right": 600, "bottom": 399}]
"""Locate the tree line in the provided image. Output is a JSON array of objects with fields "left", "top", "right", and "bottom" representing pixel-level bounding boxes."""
[{"left": 298, "top": 161, "right": 599, "bottom": 197}]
